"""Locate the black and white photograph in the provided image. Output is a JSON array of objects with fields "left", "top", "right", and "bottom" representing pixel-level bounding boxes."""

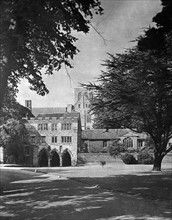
[{"left": 0, "top": 0, "right": 172, "bottom": 219}]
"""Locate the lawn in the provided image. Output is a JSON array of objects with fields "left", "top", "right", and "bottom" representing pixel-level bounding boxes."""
[{"left": 0, "top": 158, "right": 171, "bottom": 220}]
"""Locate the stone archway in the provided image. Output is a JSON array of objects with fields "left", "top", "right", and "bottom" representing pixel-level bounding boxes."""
[
  {"left": 50, "top": 151, "right": 60, "bottom": 167},
  {"left": 62, "top": 150, "right": 71, "bottom": 167},
  {"left": 39, "top": 149, "right": 48, "bottom": 167}
]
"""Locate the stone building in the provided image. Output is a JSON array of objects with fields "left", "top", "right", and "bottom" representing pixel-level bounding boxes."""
[
  {"left": 74, "top": 87, "right": 93, "bottom": 130},
  {"left": 81, "top": 129, "right": 147, "bottom": 153},
  {"left": 26, "top": 104, "right": 81, "bottom": 167}
]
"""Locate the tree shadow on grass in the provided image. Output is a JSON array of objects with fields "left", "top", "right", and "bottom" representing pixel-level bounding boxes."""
[
  {"left": 72, "top": 170, "right": 172, "bottom": 201},
  {"left": 0, "top": 172, "right": 171, "bottom": 220}
]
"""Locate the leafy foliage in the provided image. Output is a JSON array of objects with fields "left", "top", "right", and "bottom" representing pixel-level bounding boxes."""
[
  {"left": 0, "top": 119, "right": 37, "bottom": 164},
  {"left": 89, "top": 143, "right": 102, "bottom": 153},
  {"left": 100, "top": 160, "right": 106, "bottom": 166},
  {"left": 0, "top": 119, "right": 32, "bottom": 164},
  {"left": 108, "top": 140, "right": 127, "bottom": 158},
  {"left": 77, "top": 154, "right": 87, "bottom": 165},
  {"left": 138, "top": 0, "right": 172, "bottom": 54},
  {"left": 137, "top": 150, "right": 154, "bottom": 165},
  {"left": 121, "top": 153, "right": 137, "bottom": 165},
  {"left": 86, "top": 47, "right": 172, "bottom": 170},
  {"left": 0, "top": 0, "right": 103, "bottom": 109},
  {"left": 0, "top": 86, "right": 33, "bottom": 125}
]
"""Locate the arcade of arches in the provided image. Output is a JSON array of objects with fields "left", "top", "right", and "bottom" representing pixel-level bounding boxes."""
[{"left": 38, "top": 149, "right": 72, "bottom": 167}]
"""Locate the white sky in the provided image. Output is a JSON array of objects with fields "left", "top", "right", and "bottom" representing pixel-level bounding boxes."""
[{"left": 17, "top": 0, "right": 162, "bottom": 108}]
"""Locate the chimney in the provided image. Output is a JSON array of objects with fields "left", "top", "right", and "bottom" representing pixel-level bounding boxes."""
[
  {"left": 25, "top": 100, "right": 32, "bottom": 112},
  {"left": 67, "top": 104, "right": 74, "bottom": 113}
]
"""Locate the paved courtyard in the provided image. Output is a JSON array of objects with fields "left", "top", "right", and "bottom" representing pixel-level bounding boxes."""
[{"left": 0, "top": 160, "right": 171, "bottom": 220}]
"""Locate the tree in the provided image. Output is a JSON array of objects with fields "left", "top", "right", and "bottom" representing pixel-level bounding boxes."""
[
  {"left": 0, "top": 119, "right": 29, "bottom": 164},
  {"left": 108, "top": 139, "right": 127, "bottom": 158},
  {"left": 86, "top": 48, "right": 172, "bottom": 171},
  {"left": 0, "top": 0, "right": 103, "bottom": 110},
  {"left": 0, "top": 83, "right": 33, "bottom": 125},
  {"left": 138, "top": 0, "right": 172, "bottom": 54}
]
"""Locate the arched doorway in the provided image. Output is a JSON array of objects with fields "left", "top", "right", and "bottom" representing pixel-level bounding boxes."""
[
  {"left": 62, "top": 150, "right": 71, "bottom": 167},
  {"left": 39, "top": 150, "right": 48, "bottom": 167},
  {"left": 51, "top": 151, "right": 60, "bottom": 167}
]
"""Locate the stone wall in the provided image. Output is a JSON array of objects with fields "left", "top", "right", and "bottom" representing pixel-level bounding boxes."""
[{"left": 28, "top": 114, "right": 80, "bottom": 166}]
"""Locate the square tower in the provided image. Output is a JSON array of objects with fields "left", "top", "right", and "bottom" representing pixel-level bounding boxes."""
[{"left": 74, "top": 88, "right": 93, "bottom": 130}]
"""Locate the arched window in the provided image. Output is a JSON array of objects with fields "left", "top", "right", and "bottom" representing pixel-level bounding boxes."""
[
  {"left": 78, "top": 92, "right": 81, "bottom": 100},
  {"left": 84, "top": 92, "right": 88, "bottom": 99},
  {"left": 123, "top": 137, "right": 133, "bottom": 148}
]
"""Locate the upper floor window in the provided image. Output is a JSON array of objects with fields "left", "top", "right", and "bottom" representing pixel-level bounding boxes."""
[
  {"left": 30, "top": 136, "right": 36, "bottom": 144},
  {"left": 84, "top": 92, "right": 88, "bottom": 99},
  {"left": 87, "top": 114, "right": 91, "bottom": 123},
  {"left": 78, "top": 104, "right": 80, "bottom": 108},
  {"left": 51, "top": 123, "right": 57, "bottom": 131},
  {"left": 78, "top": 92, "right": 81, "bottom": 100},
  {"left": 61, "top": 123, "right": 72, "bottom": 130},
  {"left": 38, "top": 123, "right": 48, "bottom": 130},
  {"left": 52, "top": 136, "right": 57, "bottom": 143},
  {"left": 61, "top": 136, "right": 72, "bottom": 143},
  {"left": 41, "top": 136, "right": 46, "bottom": 143}
]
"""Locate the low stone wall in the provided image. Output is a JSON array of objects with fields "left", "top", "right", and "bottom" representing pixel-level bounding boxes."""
[{"left": 77, "top": 153, "right": 117, "bottom": 164}]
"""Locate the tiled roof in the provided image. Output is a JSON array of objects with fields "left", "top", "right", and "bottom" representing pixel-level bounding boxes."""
[
  {"left": 35, "top": 113, "right": 64, "bottom": 120},
  {"left": 82, "top": 129, "right": 147, "bottom": 140},
  {"left": 32, "top": 107, "right": 66, "bottom": 117},
  {"left": 34, "top": 111, "right": 80, "bottom": 121},
  {"left": 82, "top": 129, "right": 130, "bottom": 140},
  {"left": 62, "top": 111, "right": 80, "bottom": 118}
]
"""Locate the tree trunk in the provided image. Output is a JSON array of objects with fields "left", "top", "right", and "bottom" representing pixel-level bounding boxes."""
[{"left": 152, "top": 153, "right": 163, "bottom": 171}]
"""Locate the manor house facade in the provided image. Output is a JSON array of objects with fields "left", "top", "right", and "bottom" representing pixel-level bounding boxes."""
[{"left": 26, "top": 104, "right": 81, "bottom": 167}]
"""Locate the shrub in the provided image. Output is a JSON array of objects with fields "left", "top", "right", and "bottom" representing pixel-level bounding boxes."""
[
  {"left": 100, "top": 148, "right": 108, "bottom": 153},
  {"left": 137, "top": 150, "right": 154, "bottom": 164},
  {"left": 100, "top": 160, "right": 106, "bottom": 166},
  {"left": 77, "top": 155, "right": 87, "bottom": 165},
  {"left": 81, "top": 142, "right": 88, "bottom": 153},
  {"left": 6, "top": 155, "right": 16, "bottom": 164},
  {"left": 89, "top": 142, "right": 103, "bottom": 153},
  {"left": 121, "top": 153, "right": 137, "bottom": 164},
  {"left": 108, "top": 141, "right": 127, "bottom": 157}
]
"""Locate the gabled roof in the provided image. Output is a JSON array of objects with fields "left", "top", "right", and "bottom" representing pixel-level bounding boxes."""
[
  {"left": 82, "top": 129, "right": 129, "bottom": 140},
  {"left": 82, "top": 129, "right": 147, "bottom": 140},
  {"left": 32, "top": 107, "right": 66, "bottom": 117}
]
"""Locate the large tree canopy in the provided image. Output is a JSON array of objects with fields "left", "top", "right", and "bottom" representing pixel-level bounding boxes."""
[
  {"left": 0, "top": 119, "right": 28, "bottom": 163},
  {"left": 0, "top": 0, "right": 103, "bottom": 109},
  {"left": 0, "top": 81, "right": 33, "bottom": 125},
  {"left": 85, "top": 0, "right": 172, "bottom": 172},
  {"left": 87, "top": 48, "right": 172, "bottom": 171},
  {"left": 138, "top": 0, "right": 172, "bottom": 53}
]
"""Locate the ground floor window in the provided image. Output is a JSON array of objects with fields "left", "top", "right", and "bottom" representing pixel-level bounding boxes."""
[
  {"left": 24, "top": 146, "right": 30, "bottom": 156},
  {"left": 123, "top": 137, "right": 133, "bottom": 148},
  {"left": 61, "top": 136, "right": 72, "bottom": 143},
  {"left": 52, "top": 136, "right": 57, "bottom": 143},
  {"left": 137, "top": 139, "right": 144, "bottom": 148},
  {"left": 103, "top": 141, "right": 108, "bottom": 148}
]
